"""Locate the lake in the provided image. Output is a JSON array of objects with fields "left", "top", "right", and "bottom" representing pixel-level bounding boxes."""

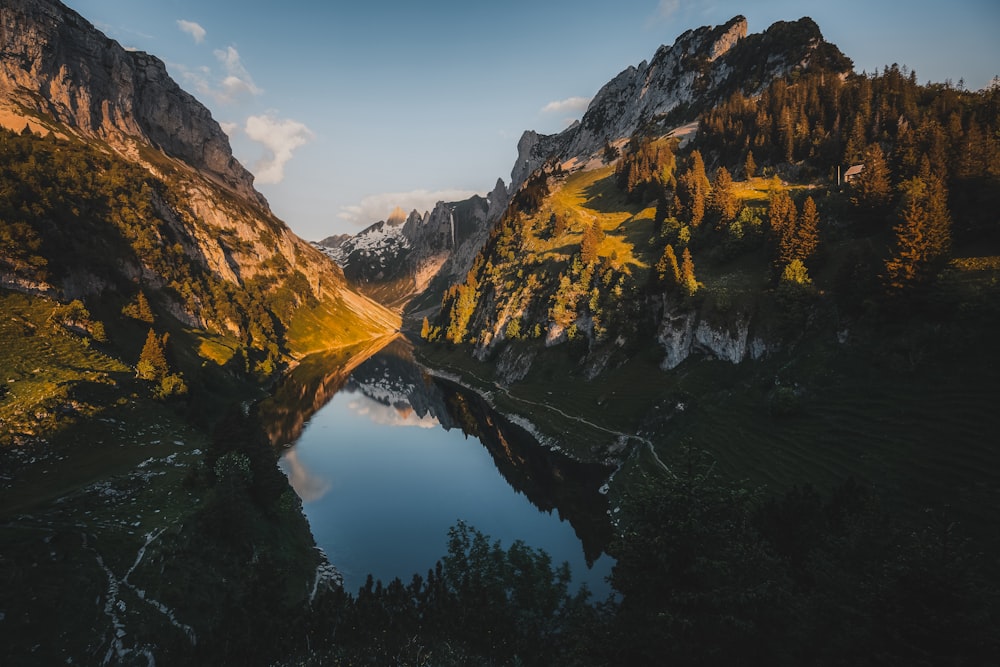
[{"left": 268, "top": 337, "right": 615, "bottom": 597}]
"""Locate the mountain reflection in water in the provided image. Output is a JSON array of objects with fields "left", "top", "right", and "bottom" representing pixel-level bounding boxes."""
[{"left": 264, "top": 336, "right": 615, "bottom": 594}]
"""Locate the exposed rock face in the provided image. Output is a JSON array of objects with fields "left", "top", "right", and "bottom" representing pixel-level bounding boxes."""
[
  {"left": 656, "top": 298, "right": 769, "bottom": 370},
  {"left": 510, "top": 15, "right": 850, "bottom": 191},
  {"left": 318, "top": 178, "right": 510, "bottom": 313},
  {"left": 0, "top": 0, "right": 264, "bottom": 207},
  {"left": 0, "top": 0, "right": 399, "bottom": 350}
]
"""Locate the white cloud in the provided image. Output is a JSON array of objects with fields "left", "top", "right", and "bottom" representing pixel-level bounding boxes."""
[
  {"left": 212, "top": 46, "right": 262, "bottom": 100},
  {"left": 337, "top": 188, "right": 481, "bottom": 226},
  {"left": 176, "top": 48, "right": 260, "bottom": 105},
  {"left": 176, "top": 19, "right": 206, "bottom": 44},
  {"left": 218, "top": 121, "right": 239, "bottom": 137},
  {"left": 541, "top": 96, "right": 591, "bottom": 114},
  {"left": 542, "top": 97, "right": 590, "bottom": 113},
  {"left": 244, "top": 113, "right": 314, "bottom": 184}
]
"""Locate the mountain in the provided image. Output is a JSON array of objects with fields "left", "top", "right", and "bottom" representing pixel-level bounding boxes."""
[
  {"left": 324, "top": 16, "right": 850, "bottom": 322},
  {"left": 509, "top": 16, "right": 851, "bottom": 191},
  {"left": 316, "top": 177, "right": 509, "bottom": 312},
  {"left": 0, "top": 0, "right": 398, "bottom": 359}
]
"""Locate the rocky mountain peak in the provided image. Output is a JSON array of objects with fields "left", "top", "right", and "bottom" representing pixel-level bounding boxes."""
[
  {"left": 510, "top": 15, "right": 848, "bottom": 191},
  {"left": 0, "top": 0, "right": 266, "bottom": 208}
]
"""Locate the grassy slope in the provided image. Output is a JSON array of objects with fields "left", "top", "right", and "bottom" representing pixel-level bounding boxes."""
[{"left": 419, "top": 159, "right": 1000, "bottom": 539}]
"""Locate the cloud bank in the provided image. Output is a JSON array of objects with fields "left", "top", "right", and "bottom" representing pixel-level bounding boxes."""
[
  {"left": 338, "top": 188, "right": 480, "bottom": 226},
  {"left": 176, "top": 19, "right": 206, "bottom": 44},
  {"left": 541, "top": 96, "right": 591, "bottom": 114},
  {"left": 244, "top": 114, "right": 314, "bottom": 185}
]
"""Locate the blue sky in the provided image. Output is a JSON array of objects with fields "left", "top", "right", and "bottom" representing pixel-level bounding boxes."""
[{"left": 62, "top": 0, "right": 999, "bottom": 240}]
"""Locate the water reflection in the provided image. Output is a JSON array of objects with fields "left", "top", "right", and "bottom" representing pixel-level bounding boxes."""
[{"left": 268, "top": 336, "right": 615, "bottom": 593}]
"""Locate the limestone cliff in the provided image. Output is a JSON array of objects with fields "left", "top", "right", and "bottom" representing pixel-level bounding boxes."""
[{"left": 0, "top": 0, "right": 399, "bottom": 357}]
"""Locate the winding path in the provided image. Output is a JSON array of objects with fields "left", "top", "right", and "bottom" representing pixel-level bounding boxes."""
[{"left": 425, "top": 362, "right": 673, "bottom": 477}]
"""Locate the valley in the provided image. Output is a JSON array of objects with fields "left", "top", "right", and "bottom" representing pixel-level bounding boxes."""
[{"left": 2, "top": 0, "right": 999, "bottom": 664}]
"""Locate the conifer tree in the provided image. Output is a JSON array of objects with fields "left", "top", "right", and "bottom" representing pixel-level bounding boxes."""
[
  {"left": 768, "top": 189, "right": 796, "bottom": 243},
  {"left": 794, "top": 196, "right": 820, "bottom": 263},
  {"left": 137, "top": 328, "right": 169, "bottom": 381},
  {"left": 744, "top": 150, "right": 756, "bottom": 179},
  {"left": 680, "top": 247, "right": 699, "bottom": 296},
  {"left": 420, "top": 316, "right": 432, "bottom": 340},
  {"left": 580, "top": 220, "right": 604, "bottom": 264},
  {"left": 122, "top": 290, "right": 154, "bottom": 323},
  {"left": 679, "top": 150, "right": 710, "bottom": 228},
  {"left": 884, "top": 157, "right": 952, "bottom": 293},
  {"left": 710, "top": 166, "right": 738, "bottom": 223},
  {"left": 657, "top": 243, "right": 681, "bottom": 286},
  {"left": 851, "top": 143, "right": 892, "bottom": 210}
]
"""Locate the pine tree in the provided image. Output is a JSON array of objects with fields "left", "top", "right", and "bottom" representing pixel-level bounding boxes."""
[
  {"left": 122, "top": 290, "right": 154, "bottom": 323},
  {"left": 137, "top": 328, "right": 169, "bottom": 381},
  {"left": 744, "top": 150, "right": 756, "bottom": 179},
  {"left": 883, "top": 158, "right": 952, "bottom": 293},
  {"left": 580, "top": 220, "right": 603, "bottom": 264},
  {"left": 794, "top": 196, "right": 820, "bottom": 263},
  {"left": 680, "top": 247, "right": 699, "bottom": 296},
  {"left": 656, "top": 243, "right": 681, "bottom": 286},
  {"left": 679, "top": 150, "right": 711, "bottom": 228},
  {"left": 851, "top": 143, "right": 892, "bottom": 210},
  {"left": 768, "top": 189, "right": 796, "bottom": 242},
  {"left": 710, "top": 166, "right": 738, "bottom": 223},
  {"left": 420, "top": 316, "right": 432, "bottom": 340}
]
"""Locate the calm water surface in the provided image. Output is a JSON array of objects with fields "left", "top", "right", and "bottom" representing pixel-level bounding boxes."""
[{"left": 274, "top": 340, "right": 614, "bottom": 596}]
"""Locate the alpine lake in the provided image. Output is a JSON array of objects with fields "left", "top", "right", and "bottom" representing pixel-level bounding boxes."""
[{"left": 259, "top": 335, "right": 616, "bottom": 597}]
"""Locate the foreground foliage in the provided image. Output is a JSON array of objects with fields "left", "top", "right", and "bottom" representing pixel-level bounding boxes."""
[{"left": 285, "top": 448, "right": 997, "bottom": 666}]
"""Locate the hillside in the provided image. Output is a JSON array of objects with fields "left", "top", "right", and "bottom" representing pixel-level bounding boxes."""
[
  {"left": 420, "top": 41, "right": 1000, "bottom": 536},
  {"left": 0, "top": 0, "right": 399, "bottom": 447}
]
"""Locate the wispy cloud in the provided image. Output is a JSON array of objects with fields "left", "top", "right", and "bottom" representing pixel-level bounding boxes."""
[
  {"left": 338, "top": 188, "right": 480, "bottom": 226},
  {"left": 214, "top": 46, "right": 262, "bottom": 99},
  {"left": 541, "top": 96, "right": 591, "bottom": 114},
  {"left": 179, "top": 45, "right": 261, "bottom": 104},
  {"left": 218, "top": 121, "right": 239, "bottom": 137},
  {"left": 244, "top": 113, "right": 314, "bottom": 184},
  {"left": 176, "top": 19, "right": 206, "bottom": 44}
]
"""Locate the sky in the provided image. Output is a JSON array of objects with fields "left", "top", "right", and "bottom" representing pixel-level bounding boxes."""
[{"left": 61, "top": 0, "right": 1000, "bottom": 241}]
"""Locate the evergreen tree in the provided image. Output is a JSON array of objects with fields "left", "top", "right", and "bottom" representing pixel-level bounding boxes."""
[
  {"left": 794, "top": 196, "right": 820, "bottom": 263},
  {"left": 580, "top": 220, "right": 603, "bottom": 264},
  {"left": 710, "top": 166, "right": 738, "bottom": 223},
  {"left": 768, "top": 189, "right": 796, "bottom": 243},
  {"left": 656, "top": 243, "right": 681, "bottom": 286},
  {"left": 851, "top": 143, "right": 892, "bottom": 210},
  {"left": 122, "top": 290, "right": 155, "bottom": 323},
  {"left": 680, "top": 248, "right": 699, "bottom": 297},
  {"left": 884, "top": 158, "right": 952, "bottom": 293},
  {"left": 137, "top": 328, "right": 169, "bottom": 381},
  {"left": 679, "top": 150, "right": 710, "bottom": 228},
  {"left": 744, "top": 150, "right": 756, "bottom": 179},
  {"left": 420, "top": 317, "right": 432, "bottom": 340}
]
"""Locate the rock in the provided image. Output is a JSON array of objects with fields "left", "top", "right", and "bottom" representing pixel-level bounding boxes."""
[{"left": 0, "top": 0, "right": 265, "bottom": 207}]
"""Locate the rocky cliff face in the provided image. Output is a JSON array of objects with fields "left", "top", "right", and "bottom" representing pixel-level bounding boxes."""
[
  {"left": 0, "top": 0, "right": 398, "bottom": 355},
  {"left": 318, "top": 178, "right": 510, "bottom": 313},
  {"left": 0, "top": 0, "right": 264, "bottom": 207},
  {"left": 510, "top": 16, "right": 849, "bottom": 191}
]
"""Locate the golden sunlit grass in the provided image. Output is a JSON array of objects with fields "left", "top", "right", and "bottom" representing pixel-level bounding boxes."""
[
  {"left": 734, "top": 175, "right": 818, "bottom": 204},
  {"left": 0, "top": 290, "right": 130, "bottom": 445},
  {"left": 527, "top": 166, "right": 655, "bottom": 273},
  {"left": 196, "top": 333, "right": 239, "bottom": 366}
]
